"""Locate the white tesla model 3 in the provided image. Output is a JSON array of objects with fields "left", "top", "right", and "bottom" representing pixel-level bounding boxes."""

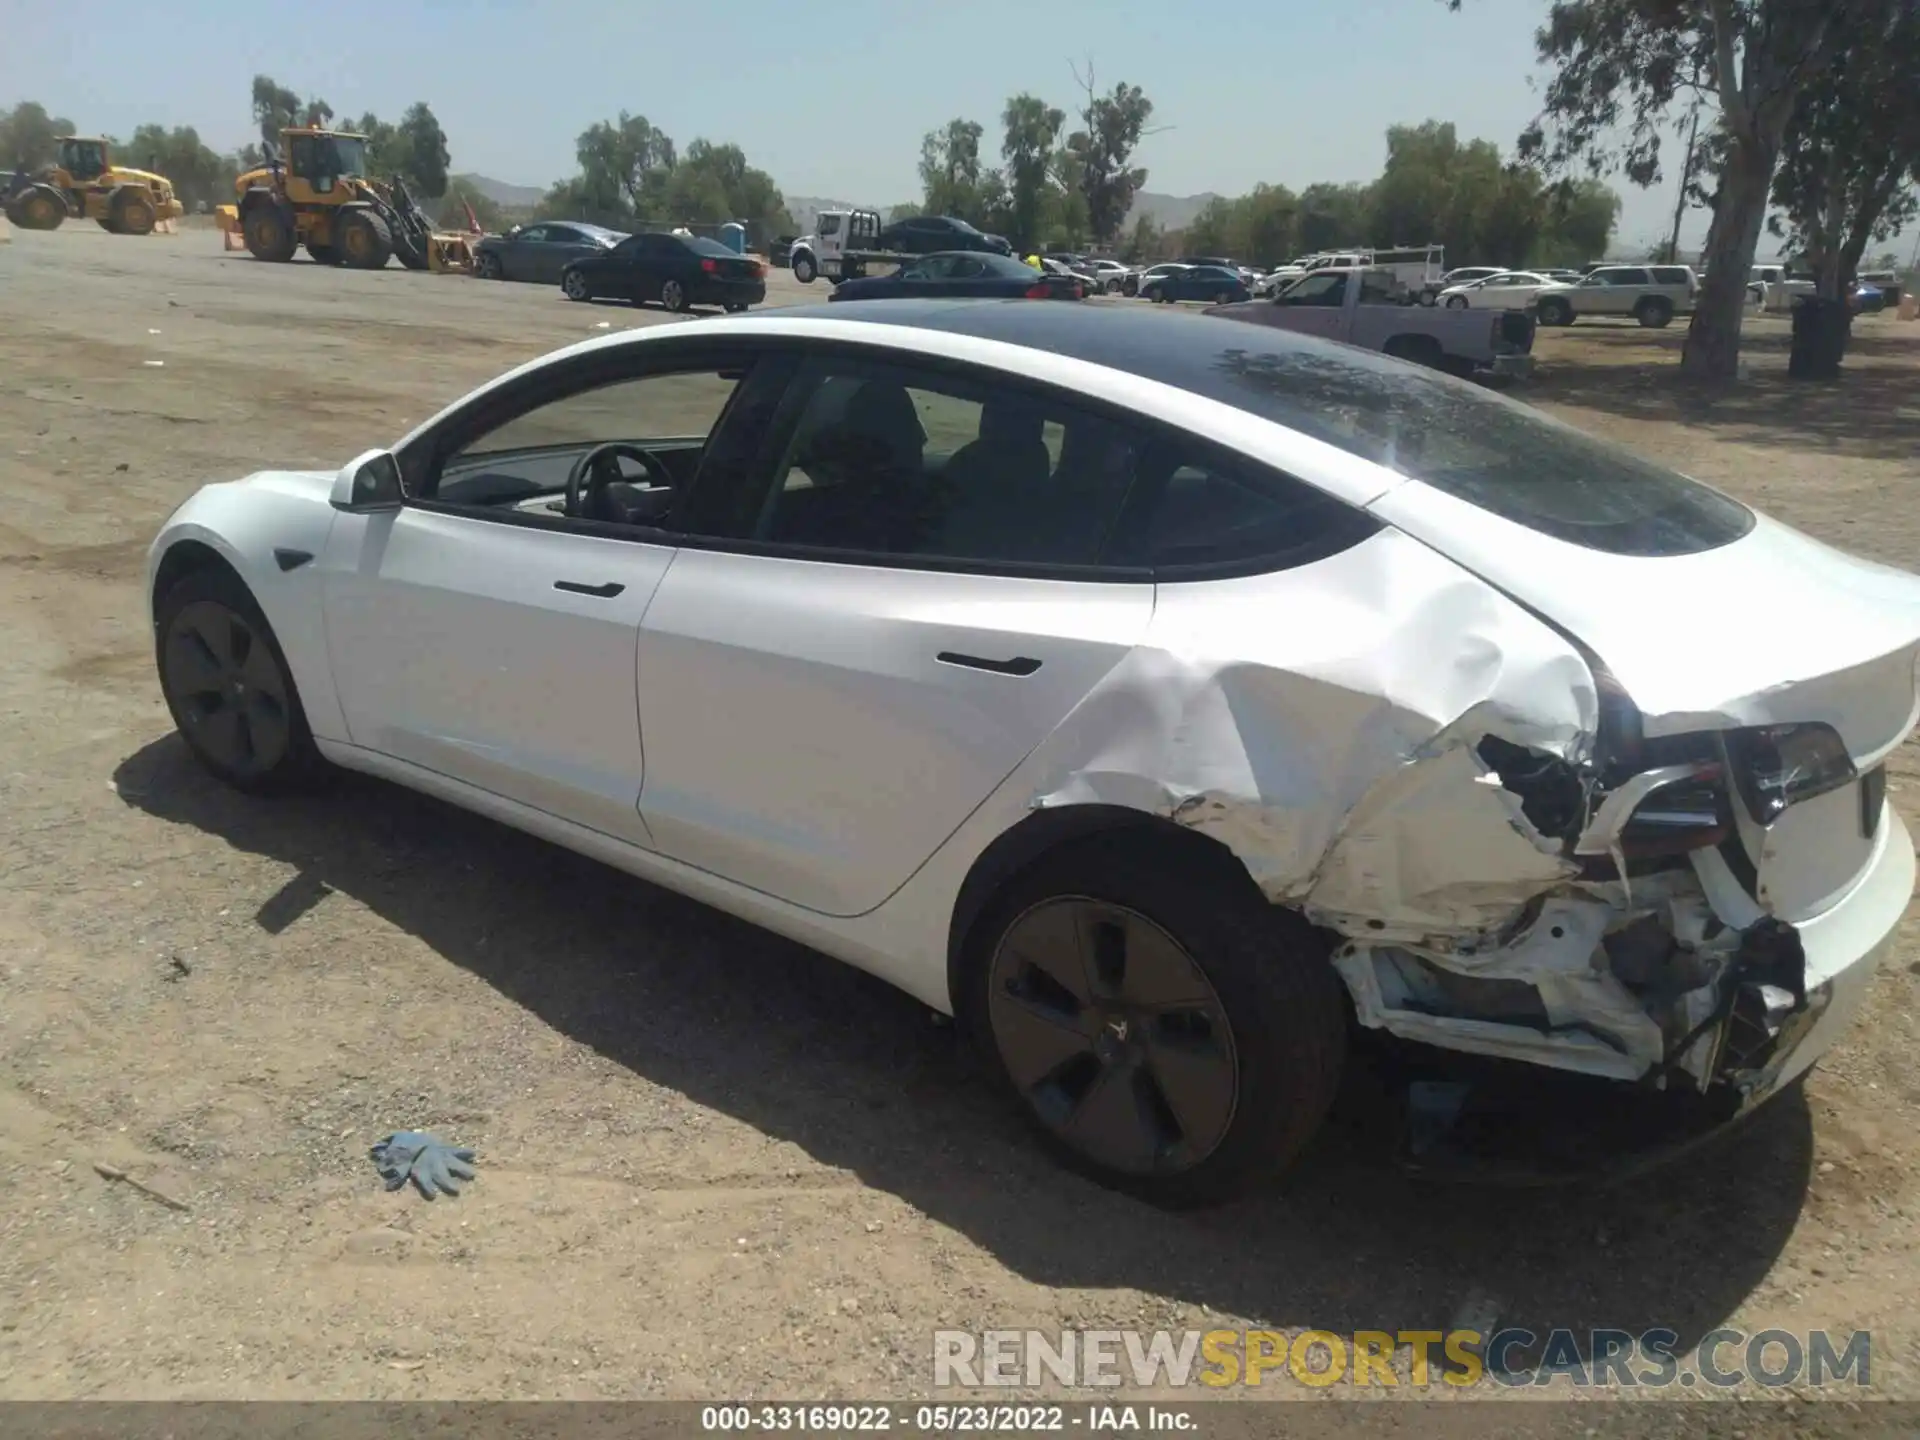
[{"left": 147, "top": 301, "right": 1920, "bottom": 1205}]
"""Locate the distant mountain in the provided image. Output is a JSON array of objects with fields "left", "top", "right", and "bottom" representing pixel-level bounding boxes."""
[
  {"left": 1126, "top": 191, "right": 1222, "bottom": 234},
  {"left": 784, "top": 196, "right": 872, "bottom": 235},
  {"left": 460, "top": 174, "right": 546, "bottom": 209}
]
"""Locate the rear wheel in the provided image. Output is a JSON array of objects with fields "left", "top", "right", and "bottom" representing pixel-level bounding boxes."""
[
  {"left": 338, "top": 208, "right": 393, "bottom": 270},
  {"left": 1636, "top": 296, "right": 1673, "bottom": 328},
  {"left": 563, "top": 268, "right": 591, "bottom": 301},
  {"left": 7, "top": 183, "right": 67, "bottom": 231},
  {"left": 110, "top": 186, "right": 156, "bottom": 236},
  {"left": 966, "top": 834, "right": 1348, "bottom": 1208},
  {"left": 724, "top": 301, "right": 749, "bottom": 313},
  {"left": 242, "top": 203, "right": 298, "bottom": 262},
  {"left": 1383, "top": 334, "right": 1446, "bottom": 370},
  {"left": 660, "top": 277, "right": 688, "bottom": 312},
  {"left": 155, "top": 567, "right": 320, "bottom": 794}
]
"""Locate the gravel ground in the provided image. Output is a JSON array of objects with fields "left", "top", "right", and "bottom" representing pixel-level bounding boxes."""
[{"left": 3, "top": 225, "right": 1919, "bottom": 1428}]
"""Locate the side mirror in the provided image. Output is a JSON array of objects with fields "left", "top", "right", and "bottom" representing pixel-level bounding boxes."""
[
  {"left": 507, "top": 224, "right": 522, "bottom": 237},
  {"left": 331, "top": 449, "right": 404, "bottom": 513}
]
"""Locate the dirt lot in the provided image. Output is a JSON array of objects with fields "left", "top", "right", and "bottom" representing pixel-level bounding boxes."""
[{"left": 3, "top": 225, "right": 1920, "bottom": 1419}]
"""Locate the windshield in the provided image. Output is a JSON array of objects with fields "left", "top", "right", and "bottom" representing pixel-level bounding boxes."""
[{"left": 325, "top": 136, "right": 368, "bottom": 177}]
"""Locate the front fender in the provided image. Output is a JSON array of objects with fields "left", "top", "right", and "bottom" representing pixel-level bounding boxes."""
[{"left": 148, "top": 471, "right": 349, "bottom": 743}]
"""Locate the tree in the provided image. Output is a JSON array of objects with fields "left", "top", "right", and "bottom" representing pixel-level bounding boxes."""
[
  {"left": 0, "top": 102, "right": 77, "bottom": 170},
  {"left": 126, "top": 123, "right": 237, "bottom": 210},
  {"left": 1522, "top": 0, "right": 1868, "bottom": 380},
  {"left": 389, "top": 102, "right": 451, "bottom": 197},
  {"left": 574, "top": 112, "right": 677, "bottom": 216},
  {"left": 1001, "top": 94, "right": 1066, "bottom": 251},
  {"left": 1065, "top": 63, "right": 1154, "bottom": 246},
  {"left": 919, "top": 118, "right": 995, "bottom": 224},
  {"left": 666, "top": 138, "right": 795, "bottom": 236},
  {"left": 1120, "top": 212, "right": 1164, "bottom": 263},
  {"left": 1770, "top": 3, "right": 1920, "bottom": 298},
  {"left": 249, "top": 75, "right": 303, "bottom": 148},
  {"left": 437, "top": 176, "right": 503, "bottom": 232},
  {"left": 1295, "top": 182, "right": 1371, "bottom": 253}
]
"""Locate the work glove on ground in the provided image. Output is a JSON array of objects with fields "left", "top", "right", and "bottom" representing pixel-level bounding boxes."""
[{"left": 370, "top": 1130, "right": 477, "bottom": 1199}]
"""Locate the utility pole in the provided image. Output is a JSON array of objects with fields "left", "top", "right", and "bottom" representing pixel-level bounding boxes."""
[{"left": 1664, "top": 109, "right": 1702, "bottom": 265}]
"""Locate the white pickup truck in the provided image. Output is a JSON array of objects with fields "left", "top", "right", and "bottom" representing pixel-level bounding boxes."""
[{"left": 1206, "top": 266, "right": 1535, "bottom": 381}]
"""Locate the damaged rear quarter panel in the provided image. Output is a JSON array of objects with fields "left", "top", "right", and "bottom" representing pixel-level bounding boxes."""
[{"left": 1026, "top": 526, "right": 1599, "bottom": 940}]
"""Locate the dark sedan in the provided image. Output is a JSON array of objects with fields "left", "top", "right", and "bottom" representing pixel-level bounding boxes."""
[
  {"left": 828, "top": 251, "right": 1083, "bottom": 302},
  {"left": 561, "top": 232, "right": 767, "bottom": 312},
  {"left": 874, "top": 214, "right": 1013, "bottom": 256},
  {"left": 1142, "top": 264, "right": 1252, "bottom": 304},
  {"left": 474, "top": 221, "right": 625, "bottom": 283}
]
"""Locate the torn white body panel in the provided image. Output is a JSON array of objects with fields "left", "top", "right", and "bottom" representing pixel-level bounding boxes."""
[
  {"left": 1370, "top": 485, "right": 1920, "bottom": 759},
  {"left": 1029, "top": 527, "right": 1598, "bottom": 940}
]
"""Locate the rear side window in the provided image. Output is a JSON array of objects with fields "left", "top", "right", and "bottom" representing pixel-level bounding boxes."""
[
  {"left": 1204, "top": 344, "right": 1753, "bottom": 555},
  {"left": 1650, "top": 267, "right": 1692, "bottom": 285}
]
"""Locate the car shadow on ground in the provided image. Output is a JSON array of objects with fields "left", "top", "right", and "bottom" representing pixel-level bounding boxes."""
[
  {"left": 1530, "top": 322, "right": 1919, "bottom": 463},
  {"left": 114, "top": 736, "right": 1813, "bottom": 1357}
]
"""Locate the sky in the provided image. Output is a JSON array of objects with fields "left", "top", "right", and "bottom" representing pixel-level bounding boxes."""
[{"left": 4, "top": 0, "right": 1916, "bottom": 262}]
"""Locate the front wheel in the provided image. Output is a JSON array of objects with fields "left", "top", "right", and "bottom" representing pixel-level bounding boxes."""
[
  {"left": 966, "top": 834, "right": 1348, "bottom": 1208},
  {"left": 475, "top": 250, "right": 503, "bottom": 280},
  {"left": 562, "top": 269, "right": 590, "bottom": 301},
  {"left": 1445, "top": 294, "right": 1468, "bottom": 309},
  {"left": 155, "top": 567, "right": 320, "bottom": 794},
  {"left": 1536, "top": 297, "right": 1572, "bottom": 327},
  {"left": 792, "top": 252, "right": 817, "bottom": 283}
]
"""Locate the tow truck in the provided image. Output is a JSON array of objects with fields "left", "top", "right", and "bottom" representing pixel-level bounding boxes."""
[{"left": 787, "top": 208, "right": 1015, "bottom": 284}]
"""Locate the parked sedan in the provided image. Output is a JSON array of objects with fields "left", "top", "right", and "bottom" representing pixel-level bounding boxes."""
[
  {"left": 149, "top": 300, "right": 1920, "bottom": 1205},
  {"left": 561, "top": 231, "right": 767, "bottom": 312},
  {"left": 474, "top": 222, "right": 625, "bottom": 283},
  {"left": 1141, "top": 264, "right": 1251, "bottom": 304},
  {"left": 875, "top": 214, "right": 1012, "bottom": 256},
  {"left": 829, "top": 251, "right": 1082, "bottom": 301},
  {"left": 1437, "top": 270, "right": 1561, "bottom": 309},
  {"left": 1122, "top": 262, "right": 1189, "bottom": 297}
]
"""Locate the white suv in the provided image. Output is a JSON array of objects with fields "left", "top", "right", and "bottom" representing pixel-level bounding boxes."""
[{"left": 1533, "top": 264, "right": 1697, "bottom": 328}]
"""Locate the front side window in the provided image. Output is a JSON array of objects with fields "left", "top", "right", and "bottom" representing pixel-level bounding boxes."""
[
  {"left": 819, "top": 213, "right": 842, "bottom": 236},
  {"left": 1280, "top": 273, "right": 1347, "bottom": 307},
  {"left": 423, "top": 366, "right": 745, "bottom": 523}
]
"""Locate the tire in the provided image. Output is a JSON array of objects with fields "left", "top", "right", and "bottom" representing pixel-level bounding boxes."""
[
  {"left": 475, "top": 250, "right": 503, "bottom": 280},
  {"left": 109, "top": 186, "right": 156, "bottom": 236},
  {"left": 7, "top": 183, "right": 67, "bottom": 231},
  {"left": 562, "top": 268, "right": 591, "bottom": 301},
  {"left": 155, "top": 566, "right": 321, "bottom": 795},
  {"left": 306, "top": 240, "right": 339, "bottom": 265},
  {"left": 1383, "top": 334, "right": 1446, "bottom": 370},
  {"left": 792, "top": 251, "right": 817, "bottom": 284},
  {"left": 963, "top": 832, "right": 1348, "bottom": 1208},
  {"left": 1444, "top": 294, "right": 1468, "bottom": 310},
  {"left": 1636, "top": 296, "right": 1673, "bottom": 329},
  {"left": 1536, "top": 296, "right": 1572, "bottom": 327},
  {"left": 242, "top": 201, "right": 298, "bottom": 262},
  {"left": 660, "top": 277, "right": 688, "bottom": 313},
  {"left": 96, "top": 216, "right": 120, "bottom": 233},
  {"left": 724, "top": 301, "right": 748, "bottom": 313},
  {"left": 338, "top": 208, "right": 393, "bottom": 270},
  {"left": 1216, "top": 290, "right": 1233, "bottom": 305},
  {"left": 1106, "top": 279, "right": 1122, "bottom": 295}
]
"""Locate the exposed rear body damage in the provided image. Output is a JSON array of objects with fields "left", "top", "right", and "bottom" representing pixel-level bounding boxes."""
[{"left": 1027, "top": 508, "right": 1920, "bottom": 1122}]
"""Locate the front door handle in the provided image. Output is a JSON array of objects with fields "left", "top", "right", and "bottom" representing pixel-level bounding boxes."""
[
  {"left": 554, "top": 580, "right": 625, "bottom": 598},
  {"left": 936, "top": 651, "right": 1041, "bottom": 677}
]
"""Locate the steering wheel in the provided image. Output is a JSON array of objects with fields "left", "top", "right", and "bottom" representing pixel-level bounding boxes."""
[{"left": 564, "top": 442, "right": 676, "bottom": 522}]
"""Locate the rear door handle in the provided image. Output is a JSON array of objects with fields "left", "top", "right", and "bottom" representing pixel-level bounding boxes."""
[
  {"left": 936, "top": 651, "right": 1041, "bottom": 677},
  {"left": 554, "top": 580, "right": 625, "bottom": 598}
]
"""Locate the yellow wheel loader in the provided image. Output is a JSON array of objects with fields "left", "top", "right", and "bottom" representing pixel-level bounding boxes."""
[
  {"left": 2, "top": 136, "right": 184, "bottom": 235},
  {"left": 216, "top": 128, "right": 444, "bottom": 271}
]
